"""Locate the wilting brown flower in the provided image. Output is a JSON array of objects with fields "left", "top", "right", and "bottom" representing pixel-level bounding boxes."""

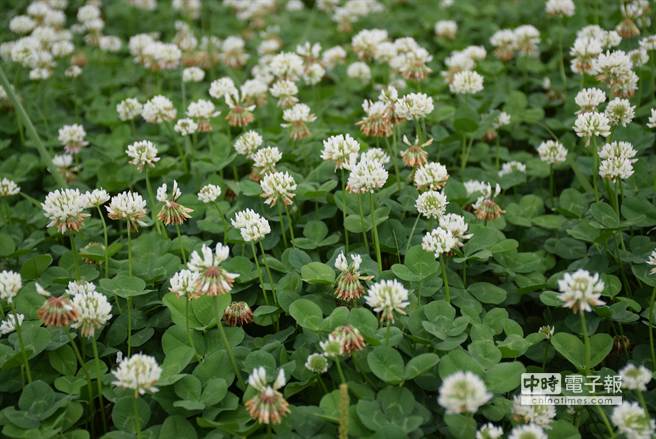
[
  {"left": 401, "top": 135, "right": 431, "bottom": 168},
  {"left": 224, "top": 301, "right": 253, "bottom": 326},
  {"left": 331, "top": 325, "right": 366, "bottom": 354}
]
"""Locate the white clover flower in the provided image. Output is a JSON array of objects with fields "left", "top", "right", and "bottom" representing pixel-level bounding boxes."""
[
  {"left": 209, "top": 77, "right": 238, "bottom": 99},
  {"left": 269, "top": 52, "right": 304, "bottom": 81},
  {"left": 346, "top": 157, "right": 388, "bottom": 193},
  {"left": 281, "top": 103, "right": 317, "bottom": 140},
  {"left": 182, "top": 66, "right": 205, "bottom": 83},
  {"left": 174, "top": 118, "right": 198, "bottom": 136},
  {"left": 575, "top": 88, "right": 606, "bottom": 113},
  {"left": 187, "top": 99, "right": 219, "bottom": 120},
  {"left": 508, "top": 424, "right": 547, "bottom": 439},
  {"left": 260, "top": 171, "right": 297, "bottom": 207},
  {"left": 414, "top": 162, "right": 449, "bottom": 191},
  {"left": 599, "top": 158, "right": 635, "bottom": 181},
  {"left": 536, "top": 140, "right": 568, "bottom": 164},
  {"left": 126, "top": 140, "right": 160, "bottom": 170},
  {"left": 305, "top": 353, "right": 328, "bottom": 373},
  {"left": 99, "top": 36, "right": 122, "bottom": 53},
  {"left": 169, "top": 269, "right": 200, "bottom": 297},
  {"left": 252, "top": 146, "right": 282, "bottom": 177},
  {"left": 558, "top": 269, "right": 605, "bottom": 313},
  {"left": 512, "top": 395, "right": 556, "bottom": 427},
  {"left": 321, "top": 134, "right": 360, "bottom": 170},
  {"left": 361, "top": 147, "right": 390, "bottom": 165},
  {"left": 498, "top": 160, "right": 527, "bottom": 177},
  {"left": 449, "top": 71, "right": 484, "bottom": 94},
  {"left": 270, "top": 79, "right": 299, "bottom": 108},
  {"left": 320, "top": 333, "right": 345, "bottom": 358},
  {"left": 322, "top": 45, "right": 347, "bottom": 69},
  {"left": 245, "top": 367, "right": 290, "bottom": 424},
  {"left": 545, "top": 0, "right": 575, "bottom": 16},
  {"left": 619, "top": 363, "right": 652, "bottom": 391},
  {"left": 611, "top": 402, "right": 655, "bottom": 439},
  {"left": 435, "top": 20, "right": 458, "bottom": 39},
  {"left": 352, "top": 29, "right": 388, "bottom": 60},
  {"left": 65, "top": 65, "right": 82, "bottom": 78},
  {"left": 605, "top": 98, "right": 635, "bottom": 127},
  {"left": 116, "top": 98, "right": 143, "bottom": 121},
  {"left": 58, "top": 124, "right": 88, "bottom": 154},
  {"left": 346, "top": 62, "right": 371, "bottom": 82},
  {"left": 416, "top": 191, "right": 448, "bottom": 219},
  {"left": 493, "top": 111, "right": 511, "bottom": 129},
  {"left": 438, "top": 371, "right": 492, "bottom": 414},
  {"left": 10, "top": 16, "right": 36, "bottom": 34},
  {"left": 648, "top": 109, "right": 656, "bottom": 129},
  {"left": 234, "top": 130, "right": 263, "bottom": 158},
  {"left": 514, "top": 25, "right": 541, "bottom": 57},
  {"left": 334, "top": 252, "right": 362, "bottom": 272},
  {"left": 0, "top": 313, "right": 24, "bottom": 335},
  {"left": 42, "top": 188, "right": 90, "bottom": 234},
  {"left": 394, "top": 93, "right": 433, "bottom": 120},
  {"left": 422, "top": 227, "right": 457, "bottom": 257},
  {"left": 71, "top": 290, "right": 112, "bottom": 337},
  {"left": 231, "top": 209, "right": 271, "bottom": 242},
  {"left": 464, "top": 180, "right": 492, "bottom": 198},
  {"left": 106, "top": 191, "right": 148, "bottom": 230},
  {"left": 85, "top": 188, "right": 110, "bottom": 207},
  {"left": 365, "top": 279, "right": 409, "bottom": 322},
  {"left": 197, "top": 184, "right": 221, "bottom": 204},
  {"left": 66, "top": 281, "right": 97, "bottom": 296},
  {"left": 439, "top": 213, "right": 472, "bottom": 246},
  {"left": 0, "top": 271, "right": 21, "bottom": 303},
  {"left": 0, "top": 178, "right": 20, "bottom": 197},
  {"left": 53, "top": 153, "right": 73, "bottom": 168},
  {"left": 476, "top": 423, "right": 504, "bottom": 439},
  {"left": 142, "top": 95, "right": 177, "bottom": 123},
  {"left": 112, "top": 353, "right": 162, "bottom": 395},
  {"left": 598, "top": 141, "right": 637, "bottom": 161},
  {"left": 187, "top": 243, "right": 239, "bottom": 296},
  {"left": 647, "top": 250, "right": 656, "bottom": 274}
]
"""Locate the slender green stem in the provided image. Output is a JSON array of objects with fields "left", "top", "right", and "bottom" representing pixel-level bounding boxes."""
[
  {"left": 214, "top": 202, "right": 228, "bottom": 244},
  {"left": 369, "top": 193, "right": 382, "bottom": 272},
  {"left": 276, "top": 203, "right": 288, "bottom": 248},
  {"left": 145, "top": 171, "right": 163, "bottom": 236},
  {"left": 283, "top": 203, "right": 295, "bottom": 240},
  {"left": 558, "top": 18, "right": 567, "bottom": 87},
  {"left": 549, "top": 166, "right": 555, "bottom": 203},
  {"left": 132, "top": 395, "right": 142, "bottom": 439},
  {"left": 0, "top": 65, "right": 65, "bottom": 185},
  {"left": 385, "top": 321, "right": 391, "bottom": 346},
  {"left": 175, "top": 224, "right": 187, "bottom": 263},
  {"left": 440, "top": 255, "right": 451, "bottom": 303},
  {"left": 185, "top": 298, "right": 201, "bottom": 361},
  {"left": 357, "top": 195, "right": 370, "bottom": 252},
  {"left": 66, "top": 331, "right": 94, "bottom": 432},
  {"left": 250, "top": 242, "right": 269, "bottom": 305},
  {"left": 127, "top": 225, "right": 133, "bottom": 356},
  {"left": 385, "top": 136, "right": 401, "bottom": 192},
  {"left": 258, "top": 241, "right": 277, "bottom": 304},
  {"left": 591, "top": 137, "right": 600, "bottom": 202},
  {"left": 648, "top": 287, "right": 656, "bottom": 369},
  {"left": 580, "top": 311, "right": 591, "bottom": 374},
  {"left": 215, "top": 300, "right": 245, "bottom": 387},
  {"left": 10, "top": 302, "right": 31, "bottom": 383},
  {"left": 91, "top": 336, "right": 108, "bottom": 432},
  {"left": 340, "top": 170, "right": 349, "bottom": 252},
  {"left": 594, "top": 405, "right": 616, "bottom": 439},
  {"left": 70, "top": 232, "right": 81, "bottom": 280},
  {"left": 335, "top": 358, "right": 346, "bottom": 384},
  {"left": 405, "top": 215, "right": 421, "bottom": 253},
  {"left": 96, "top": 207, "right": 110, "bottom": 278}
]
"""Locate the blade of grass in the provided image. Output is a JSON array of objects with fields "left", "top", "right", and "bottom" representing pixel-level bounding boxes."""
[{"left": 0, "top": 65, "right": 65, "bottom": 186}]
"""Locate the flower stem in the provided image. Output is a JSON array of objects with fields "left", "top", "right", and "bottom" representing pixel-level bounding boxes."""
[
  {"left": 440, "top": 254, "right": 451, "bottom": 303},
  {"left": 276, "top": 203, "right": 288, "bottom": 248},
  {"left": 185, "top": 298, "right": 201, "bottom": 361},
  {"left": 580, "top": 311, "right": 591, "bottom": 374},
  {"left": 70, "top": 232, "right": 81, "bottom": 280},
  {"left": 175, "top": 224, "right": 187, "bottom": 263},
  {"left": 648, "top": 286, "right": 656, "bottom": 369},
  {"left": 405, "top": 215, "right": 421, "bottom": 253},
  {"left": 132, "top": 395, "right": 142, "bottom": 439},
  {"left": 215, "top": 300, "right": 245, "bottom": 388},
  {"left": 66, "top": 331, "right": 95, "bottom": 432},
  {"left": 357, "top": 195, "right": 370, "bottom": 252},
  {"left": 369, "top": 193, "right": 382, "bottom": 272},
  {"left": 250, "top": 242, "right": 269, "bottom": 305},
  {"left": 258, "top": 241, "right": 277, "bottom": 305},
  {"left": 96, "top": 206, "right": 110, "bottom": 278},
  {"left": 335, "top": 358, "right": 346, "bottom": 384},
  {"left": 145, "top": 170, "right": 164, "bottom": 236},
  {"left": 127, "top": 225, "right": 133, "bottom": 356},
  {"left": 10, "top": 302, "right": 31, "bottom": 383},
  {"left": 91, "top": 336, "right": 108, "bottom": 432},
  {"left": 340, "top": 170, "right": 349, "bottom": 252},
  {"left": 283, "top": 203, "right": 295, "bottom": 240}
]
